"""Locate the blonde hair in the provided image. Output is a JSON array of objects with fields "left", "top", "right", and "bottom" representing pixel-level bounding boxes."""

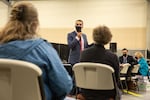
[
  {"left": 0, "top": 1, "right": 39, "bottom": 44},
  {"left": 134, "top": 51, "right": 144, "bottom": 58}
]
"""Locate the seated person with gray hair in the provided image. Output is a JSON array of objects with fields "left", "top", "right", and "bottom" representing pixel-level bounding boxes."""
[{"left": 78, "top": 25, "right": 121, "bottom": 100}]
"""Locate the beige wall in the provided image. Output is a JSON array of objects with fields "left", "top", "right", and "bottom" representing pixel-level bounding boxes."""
[
  {"left": 0, "top": 2, "right": 8, "bottom": 26},
  {"left": 110, "top": 27, "right": 146, "bottom": 50},
  {"left": 19, "top": 0, "right": 150, "bottom": 50},
  {"left": 0, "top": 0, "right": 148, "bottom": 50},
  {"left": 39, "top": 27, "right": 146, "bottom": 50}
]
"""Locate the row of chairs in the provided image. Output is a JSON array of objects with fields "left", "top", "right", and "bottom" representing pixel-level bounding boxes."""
[
  {"left": 0, "top": 58, "right": 149, "bottom": 100},
  {"left": 65, "top": 62, "right": 144, "bottom": 99},
  {"left": 120, "top": 63, "right": 150, "bottom": 92},
  {"left": 119, "top": 63, "right": 140, "bottom": 91},
  {"left": 0, "top": 59, "right": 121, "bottom": 100}
]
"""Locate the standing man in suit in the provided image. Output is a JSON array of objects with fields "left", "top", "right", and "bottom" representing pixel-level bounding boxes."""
[
  {"left": 67, "top": 19, "right": 88, "bottom": 95},
  {"left": 67, "top": 19, "right": 88, "bottom": 65}
]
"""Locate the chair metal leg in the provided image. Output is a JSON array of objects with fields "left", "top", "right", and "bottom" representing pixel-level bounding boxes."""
[
  {"left": 124, "top": 80, "right": 128, "bottom": 92},
  {"left": 120, "top": 80, "right": 124, "bottom": 91},
  {"left": 147, "top": 72, "right": 150, "bottom": 82}
]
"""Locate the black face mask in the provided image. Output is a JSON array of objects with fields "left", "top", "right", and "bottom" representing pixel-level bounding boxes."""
[
  {"left": 123, "top": 54, "right": 127, "bottom": 57},
  {"left": 135, "top": 57, "right": 138, "bottom": 60},
  {"left": 75, "top": 26, "right": 82, "bottom": 32}
]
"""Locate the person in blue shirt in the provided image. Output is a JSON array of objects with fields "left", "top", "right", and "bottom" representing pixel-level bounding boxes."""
[
  {"left": 0, "top": 1, "right": 72, "bottom": 100},
  {"left": 134, "top": 51, "right": 149, "bottom": 76}
]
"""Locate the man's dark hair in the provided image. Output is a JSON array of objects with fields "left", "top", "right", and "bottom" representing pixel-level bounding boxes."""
[
  {"left": 122, "top": 48, "right": 128, "bottom": 51},
  {"left": 76, "top": 19, "right": 83, "bottom": 23}
]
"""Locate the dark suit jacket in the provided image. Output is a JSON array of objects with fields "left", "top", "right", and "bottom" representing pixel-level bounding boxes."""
[
  {"left": 67, "top": 31, "right": 88, "bottom": 65},
  {"left": 119, "top": 55, "right": 138, "bottom": 76},
  {"left": 119, "top": 55, "right": 136, "bottom": 66},
  {"left": 80, "top": 44, "right": 120, "bottom": 99}
]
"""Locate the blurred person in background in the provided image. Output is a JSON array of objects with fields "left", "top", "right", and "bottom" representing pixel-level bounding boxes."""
[
  {"left": 119, "top": 48, "right": 137, "bottom": 77},
  {"left": 134, "top": 51, "right": 149, "bottom": 76}
]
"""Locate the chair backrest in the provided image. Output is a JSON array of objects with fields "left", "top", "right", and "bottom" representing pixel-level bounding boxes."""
[
  {"left": 0, "top": 59, "right": 44, "bottom": 100},
  {"left": 120, "top": 63, "right": 130, "bottom": 74},
  {"left": 73, "top": 62, "right": 115, "bottom": 90},
  {"left": 131, "top": 64, "right": 140, "bottom": 73}
]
